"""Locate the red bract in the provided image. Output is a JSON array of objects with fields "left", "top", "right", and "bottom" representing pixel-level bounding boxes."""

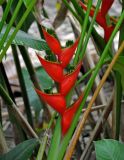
[
  {"left": 61, "top": 93, "right": 84, "bottom": 135},
  {"left": 42, "top": 28, "right": 62, "bottom": 55},
  {"left": 35, "top": 88, "right": 66, "bottom": 115},
  {"left": 59, "top": 39, "right": 79, "bottom": 68},
  {"left": 101, "top": 0, "right": 114, "bottom": 17},
  {"left": 35, "top": 27, "right": 82, "bottom": 136},
  {"left": 37, "top": 54, "right": 64, "bottom": 82},
  {"left": 42, "top": 28, "right": 79, "bottom": 68},
  {"left": 60, "top": 62, "right": 81, "bottom": 96},
  {"left": 79, "top": 2, "right": 106, "bottom": 28},
  {"left": 79, "top": 0, "right": 115, "bottom": 42},
  {"left": 104, "top": 25, "right": 115, "bottom": 42}
]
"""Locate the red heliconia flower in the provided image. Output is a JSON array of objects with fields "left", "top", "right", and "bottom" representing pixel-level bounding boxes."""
[
  {"left": 61, "top": 93, "right": 84, "bottom": 135},
  {"left": 42, "top": 28, "right": 79, "bottom": 68},
  {"left": 59, "top": 38, "right": 79, "bottom": 68},
  {"left": 79, "top": 2, "right": 106, "bottom": 29},
  {"left": 42, "top": 28, "right": 62, "bottom": 55},
  {"left": 79, "top": 0, "right": 115, "bottom": 42},
  {"left": 35, "top": 88, "right": 66, "bottom": 115},
  {"left": 101, "top": 0, "right": 114, "bottom": 18},
  {"left": 37, "top": 54, "right": 64, "bottom": 82},
  {"left": 60, "top": 62, "right": 82, "bottom": 96},
  {"left": 104, "top": 25, "right": 115, "bottom": 42}
]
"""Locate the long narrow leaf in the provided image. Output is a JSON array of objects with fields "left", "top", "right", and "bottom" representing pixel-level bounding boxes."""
[
  {"left": 0, "top": 0, "right": 36, "bottom": 62},
  {"left": 0, "top": 26, "right": 49, "bottom": 51},
  {"left": 0, "top": 0, "right": 13, "bottom": 32},
  {"left": 0, "top": 139, "right": 38, "bottom": 160}
]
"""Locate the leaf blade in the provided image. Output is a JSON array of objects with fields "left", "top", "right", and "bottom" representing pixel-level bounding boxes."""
[
  {"left": 0, "top": 139, "right": 38, "bottom": 160},
  {"left": 94, "top": 139, "right": 124, "bottom": 160},
  {"left": 0, "top": 25, "right": 49, "bottom": 51}
]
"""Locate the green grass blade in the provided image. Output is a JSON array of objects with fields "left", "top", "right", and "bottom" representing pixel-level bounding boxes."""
[
  {"left": 0, "top": 0, "right": 23, "bottom": 50},
  {"left": 0, "top": 0, "right": 13, "bottom": 32},
  {"left": 0, "top": 0, "right": 36, "bottom": 62}
]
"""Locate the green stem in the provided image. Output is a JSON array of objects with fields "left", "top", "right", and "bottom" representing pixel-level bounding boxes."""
[
  {"left": 62, "top": 0, "right": 82, "bottom": 23},
  {"left": 0, "top": 0, "right": 23, "bottom": 50},
  {"left": 79, "top": 0, "right": 102, "bottom": 60},
  {"left": 0, "top": 0, "right": 36, "bottom": 62},
  {"left": 0, "top": 124, "right": 8, "bottom": 154},
  {"left": 47, "top": 117, "right": 61, "bottom": 160},
  {"left": 12, "top": 45, "right": 34, "bottom": 127},
  {"left": 114, "top": 72, "right": 122, "bottom": 140},
  {"left": 68, "top": 0, "right": 110, "bottom": 58},
  {"left": 71, "top": 0, "right": 84, "bottom": 18},
  {"left": 36, "top": 112, "right": 56, "bottom": 160},
  {"left": 73, "top": 0, "right": 92, "bottom": 65},
  {"left": 0, "top": 0, "right": 13, "bottom": 32},
  {"left": 0, "top": 63, "right": 27, "bottom": 142},
  {"left": 57, "top": 9, "right": 124, "bottom": 160},
  {"left": 113, "top": 0, "right": 124, "bottom": 140},
  {"left": 76, "top": 68, "right": 95, "bottom": 86},
  {"left": 0, "top": 84, "right": 38, "bottom": 139}
]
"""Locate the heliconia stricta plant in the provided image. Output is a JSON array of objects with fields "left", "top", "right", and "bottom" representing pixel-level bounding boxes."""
[
  {"left": 35, "top": 28, "right": 83, "bottom": 135},
  {"left": 79, "top": 0, "right": 115, "bottom": 42}
]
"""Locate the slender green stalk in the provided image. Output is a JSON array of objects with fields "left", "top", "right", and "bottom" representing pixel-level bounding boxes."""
[
  {"left": 47, "top": 117, "right": 61, "bottom": 160},
  {"left": 0, "top": 62, "right": 15, "bottom": 103},
  {"left": 71, "top": 0, "right": 84, "bottom": 18},
  {"left": 0, "top": 0, "right": 23, "bottom": 50},
  {"left": 62, "top": 0, "right": 82, "bottom": 23},
  {"left": 0, "top": 63, "right": 27, "bottom": 142},
  {"left": 57, "top": 9, "right": 124, "bottom": 160},
  {"left": 0, "top": 0, "right": 36, "bottom": 62},
  {"left": 114, "top": 72, "right": 122, "bottom": 140},
  {"left": 0, "top": 84, "right": 38, "bottom": 138},
  {"left": 12, "top": 45, "right": 34, "bottom": 127},
  {"left": 0, "top": 124, "right": 8, "bottom": 154},
  {"left": 0, "top": 0, "right": 13, "bottom": 32},
  {"left": 68, "top": 0, "right": 110, "bottom": 58},
  {"left": 73, "top": 0, "right": 92, "bottom": 65},
  {"left": 79, "top": 0, "right": 102, "bottom": 60},
  {"left": 113, "top": 1, "right": 124, "bottom": 140},
  {"left": 36, "top": 112, "right": 56, "bottom": 160},
  {"left": 76, "top": 68, "right": 94, "bottom": 86}
]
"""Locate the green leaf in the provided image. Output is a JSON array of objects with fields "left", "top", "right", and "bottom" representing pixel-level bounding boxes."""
[
  {"left": 22, "top": 67, "right": 53, "bottom": 114},
  {"left": 113, "top": 56, "right": 124, "bottom": 91},
  {"left": 23, "top": 0, "right": 31, "bottom": 7},
  {"left": 47, "top": 117, "right": 61, "bottom": 160},
  {"left": 0, "top": 25, "right": 49, "bottom": 51},
  {"left": 0, "top": 139, "right": 38, "bottom": 160},
  {"left": 94, "top": 139, "right": 124, "bottom": 160},
  {"left": 11, "top": 0, "right": 35, "bottom": 32},
  {"left": 0, "top": 0, "right": 5, "bottom": 5}
]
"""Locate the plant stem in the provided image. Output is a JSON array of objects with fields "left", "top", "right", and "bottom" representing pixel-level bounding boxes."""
[
  {"left": 0, "top": 0, "right": 13, "bottom": 32},
  {"left": 0, "top": 124, "right": 8, "bottom": 154},
  {"left": 36, "top": 112, "right": 56, "bottom": 160},
  {"left": 80, "top": 91, "right": 114, "bottom": 160},
  {"left": 64, "top": 41, "right": 124, "bottom": 160},
  {"left": 62, "top": 0, "right": 82, "bottom": 23},
  {"left": 0, "top": 62, "right": 27, "bottom": 142},
  {"left": 113, "top": 72, "right": 122, "bottom": 140},
  {"left": 113, "top": 1, "right": 124, "bottom": 139},
  {"left": 79, "top": 0, "right": 102, "bottom": 60},
  {"left": 0, "top": 84, "right": 38, "bottom": 139},
  {"left": 47, "top": 117, "right": 61, "bottom": 160},
  {"left": 73, "top": 0, "right": 92, "bottom": 65},
  {"left": 58, "top": 10, "right": 124, "bottom": 160},
  {"left": 0, "top": 0, "right": 36, "bottom": 61},
  {"left": 0, "top": 0, "right": 23, "bottom": 50},
  {"left": 76, "top": 68, "right": 94, "bottom": 86},
  {"left": 12, "top": 45, "right": 34, "bottom": 128}
]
